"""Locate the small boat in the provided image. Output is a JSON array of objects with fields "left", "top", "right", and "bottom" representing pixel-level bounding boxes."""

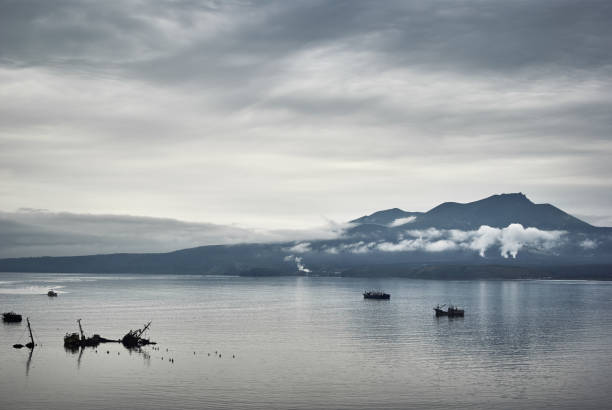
[
  {"left": 363, "top": 291, "right": 390, "bottom": 300},
  {"left": 434, "top": 304, "right": 464, "bottom": 317},
  {"left": 2, "top": 311, "right": 23, "bottom": 323},
  {"left": 47, "top": 289, "right": 58, "bottom": 297}
]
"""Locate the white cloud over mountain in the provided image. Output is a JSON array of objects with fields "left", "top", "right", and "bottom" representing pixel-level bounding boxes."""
[
  {"left": 314, "top": 224, "right": 567, "bottom": 259},
  {"left": 388, "top": 216, "right": 417, "bottom": 227}
]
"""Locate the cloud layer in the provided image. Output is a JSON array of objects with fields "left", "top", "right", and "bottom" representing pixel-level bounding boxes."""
[
  {"left": 318, "top": 224, "right": 566, "bottom": 259},
  {"left": 0, "top": 210, "right": 345, "bottom": 258},
  {"left": 1, "top": 1, "right": 611, "bottom": 227}
]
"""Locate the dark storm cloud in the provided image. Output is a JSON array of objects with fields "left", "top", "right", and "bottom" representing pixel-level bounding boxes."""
[
  {"left": 3, "top": 1, "right": 612, "bottom": 77},
  {"left": 2, "top": 0, "right": 611, "bottom": 130}
]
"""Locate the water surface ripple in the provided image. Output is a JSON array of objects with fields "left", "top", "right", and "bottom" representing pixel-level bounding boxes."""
[{"left": 1, "top": 273, "right": 611, "bottom": 409}]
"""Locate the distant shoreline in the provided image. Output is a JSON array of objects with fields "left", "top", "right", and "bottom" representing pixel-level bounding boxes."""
[{"left": 1, "top": 263, "right": 610, "bottom": 281}]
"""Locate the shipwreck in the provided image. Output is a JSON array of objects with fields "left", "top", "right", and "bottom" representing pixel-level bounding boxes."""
[
  {"left": 13, "top": 317, "right": 35, "bottom": 349},
  {"left": 121, "top": 321, "right": 156, "bottom": 347},
  {"left": 64, "top": 319, "right": 118, "bottom": 349}
]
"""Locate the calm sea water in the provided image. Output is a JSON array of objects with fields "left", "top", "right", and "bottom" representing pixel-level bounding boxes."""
[{"left": 1, "top": 272, "right": 612, "bottom": 410}]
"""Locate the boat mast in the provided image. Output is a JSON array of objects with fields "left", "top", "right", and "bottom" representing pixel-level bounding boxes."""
[
  {"left": 26, "top": 317, "right": 34, "bottom": 348},
  {"left": 136, "top": 322, "right": 151, "bottom": 338},
  {"left": 77, "top": 319, "right": 85, "bottom": 341}
]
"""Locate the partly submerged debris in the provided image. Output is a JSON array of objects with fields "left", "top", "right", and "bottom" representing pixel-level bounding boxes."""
[
  {"left": 47, "top": 289, "right": 58, "bottom": 297},
  {"left": 13, "top": 317, "right": 35, "bottom": 349},
  {"left": 363, "top": 290, "right": 390, "bottom": 300},
  {"left": 3, "top": 311, "right": 22, "bottom": 323},
  {"left": 64, "top": 319, "right": 117, "bottom": 349},
  {"left": 121, "top": 321, "right": 156, "bottom": 347},
  {"left": 434, "top": 304, "right": 465, "bottom": 317}
]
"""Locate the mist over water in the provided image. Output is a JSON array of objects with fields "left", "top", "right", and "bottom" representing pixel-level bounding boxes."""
[{"left": 1, "top": 273, "right": 612, "bottom": 410}]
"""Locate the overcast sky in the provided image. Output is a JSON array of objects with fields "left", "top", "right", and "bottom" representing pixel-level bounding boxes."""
[{"left": 1, "top": 0, "right": 611, "bottom": 236}]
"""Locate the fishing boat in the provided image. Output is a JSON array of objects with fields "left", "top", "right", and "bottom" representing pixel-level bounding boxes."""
[
  {"left": 2, "top": 311, "right": 22, "bottom": 323},
  {"left": 13, "top": 318, "right": 35, "bottom": 349},
  {"left": 363, "top": 291, "right": 390, "bottom": 300},
  {"left": 434, "top": 304, "right": 464, "bottom": 317},
  {"left": 47, "top": 289, "right": 58, "bottom": 297}
]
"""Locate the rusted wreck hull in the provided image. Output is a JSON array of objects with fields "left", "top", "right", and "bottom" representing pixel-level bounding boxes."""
[
  {"left": 121, "top": 335, "right": 156, "bottom": 347},
  {"left": 121, "top": 321, "right": 156, "bottom": 347},
  {"left": 64, "top": 333, "right": 119, "bottom": 348}
]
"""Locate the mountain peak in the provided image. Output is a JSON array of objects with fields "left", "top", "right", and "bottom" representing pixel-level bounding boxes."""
[
  {"left": 351, "top": 193, "right": 595, "bottom": 231},
  {"left": 481, "top": 192, "right": 532, "bottom": 203}
]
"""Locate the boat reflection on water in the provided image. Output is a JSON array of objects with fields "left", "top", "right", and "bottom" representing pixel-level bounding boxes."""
[
  {"left": 64, "top": 343, "right": 152, "bottom": 367},
  {"left": 124, "top": 345, "right": 151, "bottom": 363},
  {"left": 25, "top": 347, "right": 33, "bottom": 376}
]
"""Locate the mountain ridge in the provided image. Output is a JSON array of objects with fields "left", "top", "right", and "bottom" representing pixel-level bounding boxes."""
[{"left": 350, "top": 193, "right": 596, "bottom": 231}]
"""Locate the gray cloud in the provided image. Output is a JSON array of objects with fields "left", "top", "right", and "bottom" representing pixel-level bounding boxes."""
[
  {"left": 5, "top": 1, "right": 611, "bottom": 74},
  {"left": 1, "top": 1, "right": 611, "bottom": 231},
  {"left": 0, "top": 210, "right": 345, "bottom": 258},
  {"left": 284, "top": 242, "right": 312, "bottom": 254},
  {"left": 579, "top": 239, "right": 598, "bottom": 250},
  {"left": 324, "top": 241, "right": 377, "bottom": 255}
]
